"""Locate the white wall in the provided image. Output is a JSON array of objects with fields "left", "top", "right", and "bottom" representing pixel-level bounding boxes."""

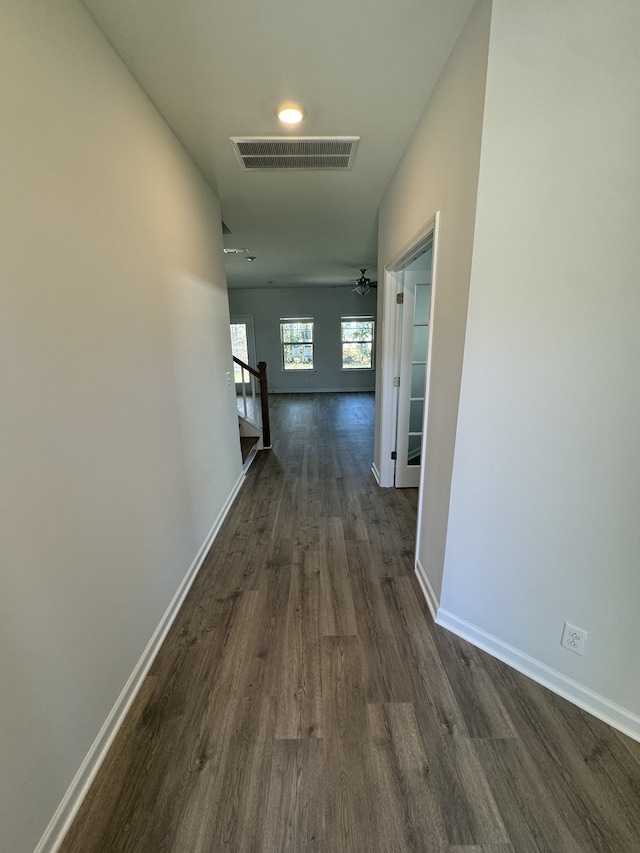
[
  {"left": 375, "top": 0, "right": 491, "bottom": 597},
  {"left": 441, "top": 0, "right": 640, "bottom": 727},
  {"left": 228, "top": 287, "right": 377, "bottom": 392},
  {"left": 0, "top": 2, "right": 242, "bottom": 850}
]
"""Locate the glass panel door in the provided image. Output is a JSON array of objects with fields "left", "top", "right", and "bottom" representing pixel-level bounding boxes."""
[{"left": 394, "top": 244, "right": 433, "bottom": 488}]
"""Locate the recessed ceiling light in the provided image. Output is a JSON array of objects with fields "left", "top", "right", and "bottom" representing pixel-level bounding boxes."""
[
  {"left": 277, "top": 103, "right": 305, "bottom": 125},
  {"left": 223, "top": 247, "right": 249, "bottom": 254}
]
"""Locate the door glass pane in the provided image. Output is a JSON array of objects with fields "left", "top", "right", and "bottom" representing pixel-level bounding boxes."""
[
  {"left": 408, "top": 435, "right": 422, "bottom": 466},
  {"left": 411, "top": 363, "right": 426, "bottom": 398},
  {"left": 230, "top": 323, "right": 249, "bottom": 383},
  {"left": 409, "top": 399, "right": 424, "bottom": 433},
  {"left": 411, "top": 325, "right": 428, "bottom": 362},
  {"left": 414, "top": 283, "right": 431, "bottom": 325}
]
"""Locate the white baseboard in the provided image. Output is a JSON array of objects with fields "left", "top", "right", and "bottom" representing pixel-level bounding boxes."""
[
  {"left": 371, "top": 462, "right": 381, "bottom": 485},
  {"left": 414, "top": 559, "right": 439, "bottom": 621},
  {"left": 36, "top": 471, "right": 246, "bottom": 853},
  {"left": 436, "top": 608, "right": 640, "bottom": 744}
]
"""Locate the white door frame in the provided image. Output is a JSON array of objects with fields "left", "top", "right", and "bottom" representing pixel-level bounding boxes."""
[
  {"left": 376, "top": 267, "right": 403, "bottom": 487},
  {"left": 376, "top": 212, "right": 440, "bottom": 488}
]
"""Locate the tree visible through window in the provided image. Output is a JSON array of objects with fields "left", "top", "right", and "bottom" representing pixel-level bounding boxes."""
[
  {"left": 341, "top": 317, "right": 374, "bottom": 369},
  {"left": 281, "top": 319, "right": 314, "bottom": 370}
]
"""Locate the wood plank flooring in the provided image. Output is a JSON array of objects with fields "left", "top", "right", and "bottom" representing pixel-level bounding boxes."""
[{"left": 60, "top": 392, "right": 640, "bottom": 852}]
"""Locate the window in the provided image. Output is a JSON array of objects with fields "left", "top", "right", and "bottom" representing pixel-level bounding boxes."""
[
  {"left": 281, "top": 318, "right": 314, "bottom": 370},
  {"left": 341, "top": 317, "right": 374, "bottom": 369}
]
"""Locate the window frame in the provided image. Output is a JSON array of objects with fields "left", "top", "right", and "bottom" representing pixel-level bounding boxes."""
[
  {"left": 340, "top": 316, "right": 375, "bottom": 371},
  {"left": 280, "top": 317, "right": 315, "bottom": 371}
]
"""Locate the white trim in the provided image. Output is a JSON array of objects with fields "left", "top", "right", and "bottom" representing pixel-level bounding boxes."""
[
  {"left": 436, "top": 609, "right": 640, "bottom": 744},
  {"left": 376, "top": 268, "right": 402, "bottom": 486},
  {"left": 415, "top": 213, "right": 440, "bottom": 550},
  {"left": 371, "top": 462, "right": 382, "bottom": 485},
  {"left": 386, "top": 217, "right": 438, "bottom": 274},
  {"left": 414, "top": 559, "right": 439, "bottom": 621},
  {"left": 35, "top": 472, "right": 246, "bottom": 853},
  {"left": 243, "top": 442, "right": 261, "bottom": 471}
]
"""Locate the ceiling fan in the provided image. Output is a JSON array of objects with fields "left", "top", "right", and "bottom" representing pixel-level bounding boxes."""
[{"left": 350, "top": 268, "right": 378, "bottom": 296}]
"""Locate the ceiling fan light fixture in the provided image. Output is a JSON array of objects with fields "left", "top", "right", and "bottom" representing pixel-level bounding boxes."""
[
  {"left": 277, "top": 103, "right": 305, "bottom": 125},
  {"left": 349, "top": 269, "right": 377, "bottom": 296}
]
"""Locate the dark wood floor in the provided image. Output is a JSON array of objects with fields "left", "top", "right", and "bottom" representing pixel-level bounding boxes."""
[{"left": 61, "top": 392, "right": 640, "bottom": 852}]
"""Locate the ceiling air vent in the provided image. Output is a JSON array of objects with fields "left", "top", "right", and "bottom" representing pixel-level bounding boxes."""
[{"left": 230, "top": 137, "right": 359, "bottom": 171}]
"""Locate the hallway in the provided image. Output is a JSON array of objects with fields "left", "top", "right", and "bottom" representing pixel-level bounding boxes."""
[{"left": 61, "top": 393, "right": 640, "bottom": 852}]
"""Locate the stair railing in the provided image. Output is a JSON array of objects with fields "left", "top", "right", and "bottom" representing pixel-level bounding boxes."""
[{"left": 232, "top": 356, "right": 271, "bottom": 449}]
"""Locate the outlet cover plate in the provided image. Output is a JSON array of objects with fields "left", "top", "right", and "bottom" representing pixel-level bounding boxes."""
[{"left": 561, "top": 621, "right": 588, "bottom": 655}]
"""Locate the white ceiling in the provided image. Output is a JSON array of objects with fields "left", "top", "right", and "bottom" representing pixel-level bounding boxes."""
[{"left": 80, "top": 0, "right": 475, "bottom": 288}]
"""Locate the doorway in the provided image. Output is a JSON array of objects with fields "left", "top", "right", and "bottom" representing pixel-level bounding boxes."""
[
  {"left": 375, "top": 213, "right": 438, "bottom": 490},
  {"left": 230, "top": 316, "right": 256, "bottom": 376},
  {"left": 230, "top": 315, "right": 258, "bottom": 416}
]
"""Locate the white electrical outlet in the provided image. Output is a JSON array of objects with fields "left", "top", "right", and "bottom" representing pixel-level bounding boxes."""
[
  {"left": 561, "top": 621, "right": 588, "bottom": 655},
  {"left": 226, "top": 371, "right": 232, "bottom": 386}
]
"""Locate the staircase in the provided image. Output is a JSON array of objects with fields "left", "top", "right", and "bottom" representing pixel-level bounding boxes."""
[{"left": 234, "top": 357, "right": 271, "bottom": 469}]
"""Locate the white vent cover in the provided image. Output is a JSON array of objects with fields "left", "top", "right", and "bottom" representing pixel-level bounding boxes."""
[{"left": 230, "top": 137, "right": 359, "bottom": 171}]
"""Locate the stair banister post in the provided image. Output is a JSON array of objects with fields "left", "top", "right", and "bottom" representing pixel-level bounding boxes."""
[{"left": 258, "top": 361, "right": 271, "bottom": 449}]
